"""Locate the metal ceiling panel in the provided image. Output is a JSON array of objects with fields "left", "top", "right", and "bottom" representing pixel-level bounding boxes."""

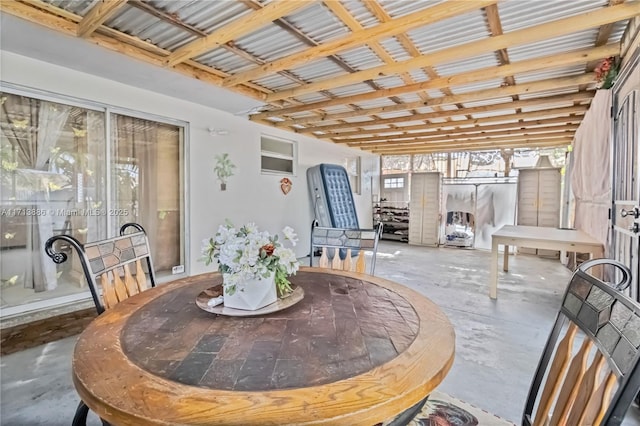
[
  {"left": 336, "top": 46, "right": 386, "bottom": 71},
  {"left": 449, "top": 78, "right": 505, "bottom": 95},
  {"left": 514, "top": 65, "right": 586, "bottom": 84},
  {"left": 397, "top": 94, "right": 423, "bottom": 103},
  {"left": 44, "top": 0, "right": 96, "bottom": 15},
  {"left": 378, "top": 0, "right": 444, "bottom": 19},
  {"left": 372, "top": 75, "right": 407, "bottom": 89},
  {"left": 462, "top": 97, "right": 515, "bottom": 108},
  {"left": 284, "top": 2, "right": 350, "bottom": 43},
  {"left": 252, "top": 73, "right": 300, "bottom": 92},
  {"left": 498, "top": 0, "right": 608, "bottom": 32},
  {"left": 377, "top": 37, "right": 414, "bottom": 62},
  {"left": 234, "top": 25, "right": 308, "bottom": 63},
  {"left": 508, "top": 30, "right": 601, "bottom": 62},
  {"left": 339, "top": 0, "right": 381, "bottom": 29},
  {"left": 195, "top": 49, "right": 256, "bottom": 75},
  {"left": 294, "top": 92, "right": 336, "bottom": 104},
  {"left": 289, "top": 58, "right": 347, "bottom": 82},
  {"left": 407, "top": 10, "right": 489, "bottom": 55},
  {"left": 329, "top": 82, "right": 376, "bottom": 97},
  {"left": 322, "top": 105, "right": 357, "bottom": 114},
  {"left": 434, "top": 53, "right": 500, "bottom": 77},
  {"left": 147, "top": 0, "right": 252, "bottom": 33},
  {"left": 353, "top": 97, "right": 399, "bottom": 109},
  {"left": 408, "top": 69, "right": 430, "bottom": 83}
]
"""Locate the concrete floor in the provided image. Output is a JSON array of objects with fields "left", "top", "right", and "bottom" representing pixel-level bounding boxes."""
[{"left": 1, "top": 241, "right": 639, "bottom": 425}]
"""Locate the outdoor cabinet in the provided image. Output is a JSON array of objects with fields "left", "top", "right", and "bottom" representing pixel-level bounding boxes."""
[
  {"left": 517, "top": 167, "right": 562, "bottom": 257},
  {"left": 409, "top": 172, "right": 442, "bottom": 246}
]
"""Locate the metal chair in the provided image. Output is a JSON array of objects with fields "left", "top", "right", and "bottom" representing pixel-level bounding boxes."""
[
  {"left": 523, "top": 258, "right": 639, "bottom": 425},
  {"left": 309, "top": 222, "right": 382, "bottom": 275},
  {"left": 45, "top": 223, "right": 156, "bottom": 426}
]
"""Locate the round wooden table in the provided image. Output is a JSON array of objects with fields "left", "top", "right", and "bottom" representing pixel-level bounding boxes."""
[{"left": 73, "top": 267, "right": 455, "bottom": 425}]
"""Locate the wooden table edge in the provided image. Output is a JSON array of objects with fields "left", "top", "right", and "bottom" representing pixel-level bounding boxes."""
[{"left": 73, "top": 268, "right": 456, "bottom": 425}]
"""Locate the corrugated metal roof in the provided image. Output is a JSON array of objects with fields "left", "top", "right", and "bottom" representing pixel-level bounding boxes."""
[
  {"left": 434, "top": 53, "right": 500, "bottom": 77},
  {"left": 462, "top": 97, "right": 515, "bottom": 108},
  {"left": 498, "top": 0, "right": 609, "bottom": 32},
  {"left": 329, "top": 82, "right": 377, "bottom": 97},
  {"left": 284, "top": 2, "right": 350, "bottom": 44},
  {"left": 378, "top": 0, "right": 444, "bottom": 19},
  {"left": 196, "top": 48, "right": 256, "bottom": 74},
  {"left": 336, "top": 46, "right": 385, "bottom": 71},
  {"left": 508, "top": 31, "right": 601, "bottom": 62},
  {"left": 514, "top": 65, "right": 587, "bottom": 85},
  {"left": 147, "top": 0, "right": 252, "bottom": 33},
  {"left": 340, "top": 0, "right": 380, "bottom": 29},
  {"left": 234, "top": 25, "right": 308, "bottom": 63},
  {"left": 371, "top": 75, "right": 406, "bottom": 90},
  {"left": 449, "top": 78, "right": 505, "bottom": 95},
  {"left": 407, "top": 9, "right": 490, "bottom": 55},
  {"left": 45, "top": 0, "right": 96, "bottom": 16},
  {"left": 252, "top": 73, "right": 300, "bottom": 92},
  {"left": 377, "top": 37, "right": 414, "bottom": 62},
  {"left": 289, "top": 58, "right": 347, "bottom": 83}
]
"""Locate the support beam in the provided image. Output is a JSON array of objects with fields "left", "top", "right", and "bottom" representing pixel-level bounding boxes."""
[
  {"left": 368, "top": 138, "right": 572, "bottom": 155},
  {"left": 254, "top": 44, "right": 617, "bottom": 119},
  {"left": 333, "top": 119, "right": 582, "bottom": 144},
  {"left": 368, "top": 135, "right": 574, "bottom": 153},
  {"left": 164, "top": 0, "right": 311, "bottom": 67},
  {"left": 223, "top": 0, "right": 497, "bottom": 87},
  {"left": 299, "top": 92, "right": 592, "bottom": 133},
  {"left": 347, "top": 129, "right": 577, "bottom": 149},
  {"left": 264, "top": 2, "right": 640, "bottom": 102},
  {"left": 77, "top": 0, "right": 128, "bottom": 38},
  {"left": 279, "top": 74, "right": 596, "bottom": 127},
  {"left": 323, "top": 107, "right": 587, "bottom": 139}
]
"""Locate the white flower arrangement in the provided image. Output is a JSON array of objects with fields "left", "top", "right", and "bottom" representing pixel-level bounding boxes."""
[{"left": 201, "top": 221, "right": 300, "bottom": 296}]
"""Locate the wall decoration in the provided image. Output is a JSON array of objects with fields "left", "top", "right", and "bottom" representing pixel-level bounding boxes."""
[
  {"left": 214, "top": 153, "right": 236, "bottom": 191},
  {"left": 280, "top": 177, "right": 292, "bottom": 195}
]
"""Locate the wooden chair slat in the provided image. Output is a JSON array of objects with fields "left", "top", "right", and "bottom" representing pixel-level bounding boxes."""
[
  {"left": 310, "top": 225, "right": 381, "bottom": 276},
  {"left": 566, "top": 351, "right": 605, "bottom": 425},
  {"left": 135, "top": 260, "right": 147, "bottom": 292},
  {"left": 549, "top": 337, "right": 593, "bottom": 425},
  {"left": 319, "top": 247, "right": 329, "bottom": 268},
  {"left": 582, "top": 372, "right": 617, "bottom": 426},
  {"left": 123, "top": 264, "right": 139, "bottom": 297},
  {"left": 532, "top": 323, "right": 578, "bottom": 426},
  {"left": 100, "top": 273, "right": 118, "bottom": 310},
  {"left": 112, "top": 270, "right": 129, "bottom": 303},
  {"left": 331, "top": 249, "right": 342, "bottom": 270},
  {"left": 343, "top": 249, "right": 352, "bottom": 271},
  {"left": 355, "top": 250, "right": 366, "bottom": 273}
]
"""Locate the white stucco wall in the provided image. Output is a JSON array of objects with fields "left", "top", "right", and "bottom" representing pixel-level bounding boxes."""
[{"left": 0, "top": 51, "right": 380, "bottom": 276}]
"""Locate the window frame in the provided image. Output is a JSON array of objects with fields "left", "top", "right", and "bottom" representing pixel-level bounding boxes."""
[{"left": 260, "top": 134, "right": 297, "bottom": 176}]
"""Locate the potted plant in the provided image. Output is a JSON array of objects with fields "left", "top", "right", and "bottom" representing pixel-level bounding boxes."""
[
  {"left": 214, "top": 153, "right": 236, "bottom": 191},
  {"left": 201, "top": 222, "right": 300, "bottom": 310}
]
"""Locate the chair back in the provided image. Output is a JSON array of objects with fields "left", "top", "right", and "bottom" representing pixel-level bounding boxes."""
[
  {"left": 523, "top": 258, "right": 639, "bottom": 426},
  {"left": 45, "top": 223, "right": 156, "bottom": 314},
  {"left": 310, "top": 223, "right": 381, "bottom": 275}
]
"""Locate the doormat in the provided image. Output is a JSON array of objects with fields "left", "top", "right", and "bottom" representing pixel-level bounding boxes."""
[{"left": 404, "top": 391, "right": 516, "bottom": 426}]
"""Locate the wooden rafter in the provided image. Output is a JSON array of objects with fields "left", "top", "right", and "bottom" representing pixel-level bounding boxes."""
[
  {"left": 223, "top": 0, "right": 497, "bottom": 88},
  {"left": 298, "top": 92, "right": 592, "bottom": 133},
  {"left": 330, "top": 114, "right": 586, "bottom": 144},
  {"left": 253, "top": 44, "right": 617, "bottom": 119},
  {"left": 3, "top": 0, "right": 269, "bottom": 101},
  {"left": 369, "top": 138, "right": 572, "bottom": 155},
  {"left": 164, "top": 0, "right": 311, "bottom": 67},
  {"left": 77, "top": 0, "right": 128, "bottom": 38},
  {"left": 263, "top": 2, "right": 640, "bottom": 102},
  {"left": 367, "top": 133, "right": 575, "bottom": 151},
  {"left": 278, "top": 73, "right": 596, "bottom": 127}
]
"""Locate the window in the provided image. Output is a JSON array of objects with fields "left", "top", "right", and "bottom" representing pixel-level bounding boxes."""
[
  {"left": 0, "top": 90, "right": 184, "bottom": 316},
  {"left": 383, "top": 177, "right": 404, "bottom": 189},
  {"left": 260, "top": 134, "right": 296, "bottom": 175},
  {"left": 345, "top": 157, "right": 361, "bottom": 195}
]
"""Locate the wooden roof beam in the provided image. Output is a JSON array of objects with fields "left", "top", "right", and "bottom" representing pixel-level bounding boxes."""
[
  {"left": 366, "top": 133, "right": 575, "bottom": 152},
  {"left": 77, "top": 0, "right": 128, "bottom": 38},
  {"left": 253, "top": 44, "right": 616, "bottom": 119},
  {"left": 332, "top": 117, "right": 583, "bottom": 144},
  {"left": 4, "top": 0, "right": 269, "bottom": 102},
  {"left": 346, "top": 129, "right": 577, "bottom": 149},
  {"left": 164, "top": 0, "right": 310, "bottom": 67},
  {"left": 368, "top": 139, "right": 571, "bottom": 155},
  {"left": 320, "top": 106, "right": 587, "bottom": 139},
  {"left": 264, "top": 2, "right": 639, "bottom": 102},
  {"left": 298, "top": 92, "right": 592, "bottom": 133},
  {"left": 283, "top": 73, "right": 596, "bottom": 127},
  {"left": 223, "top": 0, "right": 497, "bottom": 87}
]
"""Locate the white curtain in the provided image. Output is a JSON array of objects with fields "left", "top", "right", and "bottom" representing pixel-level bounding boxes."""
[{"left": 571, "top": 89, "right": 612, "bottom": 256}]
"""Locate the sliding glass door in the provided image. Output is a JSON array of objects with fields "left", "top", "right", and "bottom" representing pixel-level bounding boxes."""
[{"left": 0, "top": 90, "right": 184, "bottom": 315}]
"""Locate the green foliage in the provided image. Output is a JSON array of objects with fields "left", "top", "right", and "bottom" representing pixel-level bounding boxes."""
[{"left": 214, "top": 153, "right": 236, "bottom": 184}]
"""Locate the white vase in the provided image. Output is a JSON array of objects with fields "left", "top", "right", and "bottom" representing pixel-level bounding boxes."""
[{"left": 223, "top": 272, "right": 277, "bottom": 310}]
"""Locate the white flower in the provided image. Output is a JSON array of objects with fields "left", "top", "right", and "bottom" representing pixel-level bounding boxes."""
[
  {"left": 282, "top": 226, "right": 298, "bottom": 246},
  {"left": 201, "top": 221, "right": 300, "bottom": 296}
]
